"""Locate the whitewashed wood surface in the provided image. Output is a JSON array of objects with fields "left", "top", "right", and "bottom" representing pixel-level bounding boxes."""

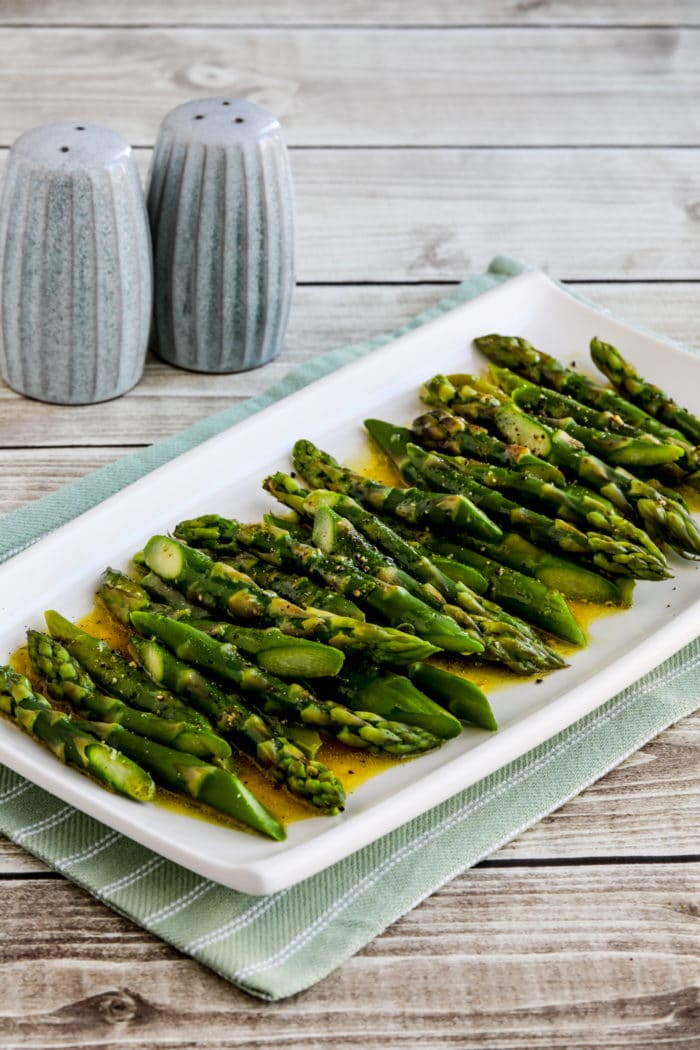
[{"left": 0, "top": 3, "right": 698, "bottom": 1046}]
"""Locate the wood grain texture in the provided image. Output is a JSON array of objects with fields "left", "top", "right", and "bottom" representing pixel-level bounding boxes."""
[
  {"left": 4, "top": 146, "right": 699, "bottom": 283},
  {"left": 2, "top": 1, "right": 699, "bottom": 27},
  {"left": 0, "top": 27, "right": 698, "bottom": 146},
  {"left": 0, "top": 864, "right": 697, "bottom": 1046},
  {"left": 0, "top": 449, "right": 137, "bottom": 515},
  {"left": 287, "top": 148, "right": 700, "bottom": 281},
  {"left": 1, "top": 3, "right": 699, "bottom": 1038}
]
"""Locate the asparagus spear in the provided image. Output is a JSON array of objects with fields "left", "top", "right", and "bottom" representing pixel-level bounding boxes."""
[
  {"left": 433, "top": 452, "right": 666, "bottom": 564},
  {"left": 412, "top": 380, "right": 700, "bottom": 558},
  {"left": 365, "top": 418, "right": 635, "bottom": 601},
  {"left": 266, "top": 469, "right": 586, "bottom": 642},
  {"left": 265, "top": 470, "right": 484, "bottom": 594},
  {"left": 131, "top": 569, "right": 210, "bottom": 618},
  {"left": 310, "top": 502, "right": 566, "bottom": 673},
  {"left": 333, "top": 665, "right": 464, "bottom": 738},
  {"left": 406, "top": 661, "right": 498, "bottom": 731},
  {"left": 131, "top": 612, "right": 441, "bottom": 757},
  {"left": 410, "top": 444, "right": 670, "bottom": 578},
  {"left": 490, "top": 364, "right": 667, "bottom": 436},
  {"left": 411, "top": 408, "right": 666, "bottom": 557},
  {"left": 365, "top": 420, "right": 667, "bottom": 579},
  {"left": 491, "top": 361, "right": 700, "bottom": 491},
  {"left": 422, "top": 372, "right": 684, "bottom": 467},
  {"left": 141, "top": 535, "right": 438, "bottom": 664},
  {"left": 473, "top": 334, "right": 700, "bottom": 467},
  {"left": 131, "top": 635, "right": 346, "bottom": 814},
  {"left": 292, "top": 438, "right": 502, "bottom": 541},
  {"left": 589, "top": 336, "right": 700, "bottom": 446},
  {"left": 434, "top": 531, "right": 632, "bottom": 605},
  {"left": 99, "top": 567, "right": 345, "bottom": 678},
  {"left": 0, "top": 665, "right": 155, "bottom": 801},
  {"left": 170, "top": 523, "right": 483, "bottom": 656},
  {"left": 281, "top": 467, "right": 570, "bottom": 661},
  {"left": 76, "top": 718, "right": 285, "bottom": 840},
  {"left": 412, "top": 402, "right": 565, "bottom": 483},
  {"left": 43, "top": 611, "right": 214, "bottom": 727},
  {"left": 98, "top": 573, "right": 330, "bottom": 764},
  {"left": 222, "top": 551, "right": 367, "bottom": 621},
  {"left": 26, "top": 629, "right": 232, "bottom": 763}
]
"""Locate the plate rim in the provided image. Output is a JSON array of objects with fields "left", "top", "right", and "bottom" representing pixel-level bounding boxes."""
[{"left": 1, "top": 267, "right": 698, "bottom": 895}]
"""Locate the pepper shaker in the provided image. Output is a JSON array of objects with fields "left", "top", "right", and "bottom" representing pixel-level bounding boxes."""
[
  {"left": 0, "top": 122, "right": 152, "bottom": 404},
  {"left": 147, "top": 98, "right": 295, "bottom": 373}
]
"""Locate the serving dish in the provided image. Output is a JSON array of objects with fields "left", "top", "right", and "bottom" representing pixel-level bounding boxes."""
[{"left": 0, "top": 268, "right": 698, "bottom": 895}]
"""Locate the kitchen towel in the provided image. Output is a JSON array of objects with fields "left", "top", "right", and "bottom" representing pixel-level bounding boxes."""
[{"left": 0, "top": 255, "right": 697, "bottom": 999}]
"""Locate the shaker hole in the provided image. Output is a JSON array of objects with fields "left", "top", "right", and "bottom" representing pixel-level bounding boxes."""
[
  {"left": 75, "top": 126, "right": 85, "bottom": 131},
  {"left": 221, "top": 100, "right": 230, "bottom": 106},
  {"left": 60, "top": 146, "right": 70, "bottom": 152},
  {"left": 234, "top": 117, "right": 245, "bottom": 123}
]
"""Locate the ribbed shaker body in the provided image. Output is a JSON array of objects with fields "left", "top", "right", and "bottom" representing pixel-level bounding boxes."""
[
  {"left": 0, "top": 122, "right": 152, "bottom": 404},
  {"left": 147, "top": 98, "right": 295, "bottom": 373}
]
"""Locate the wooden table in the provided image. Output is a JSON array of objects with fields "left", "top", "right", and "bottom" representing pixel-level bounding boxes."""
[{"left": 1, "top": 3, "right": 698, "bottom": 1045}]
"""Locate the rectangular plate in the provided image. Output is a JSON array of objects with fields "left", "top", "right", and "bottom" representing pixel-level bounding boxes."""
[{"left": 1, "top": 269, "right": 698, "bottom": 895}]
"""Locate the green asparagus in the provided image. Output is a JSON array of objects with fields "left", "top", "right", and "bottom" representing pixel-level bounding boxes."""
[
  {"left": 78, "top": 718, "right": 285, "bottom": 839},
  {"left": 265, "top": 470, "right": 586, "bottom": 643},
  {"left": 412, "top": 402, "right": 565, "bottom": 483},
  {"left": 99, "top": 567, "right": 345, "bottom": 679},
  {"left": 131, "top": 635, "right": 346, "bottom": 813},
  {"left": 422, "top": 374, "right": 684, "bottom": 468},
  {"left": 26, "top": 629, "right": 232, "bottom": 763},
  {"left": 411, "top": 409, "right": 666, "bottom": 557},
  {"left": 131, "top": 612, "right": 441, "bottom": 757},
  {"left": 222, "top": 551, "right": 367, "bottom": 621},
  {"left": 292, "top": 438, "right": 502, "bottom": 541},
  {"left": 171, "top": 521, "right": 483, "bottom": 656},
  {"left": 141, "top": 535, "right": 438, "bottom": 664},
  {"left": 412, "top": 379, "right": 700, "bottom": 558},
  {"left": 364, "top": 420, "right": 668, "bottom": 579},
  {"left": 365, "top": 418, "right": 639, "bottom": 601},
  {"left": 308, "top": 503, "right": 566, "bottom": 673},
  {"left": 333, "top": 665, "right": 464, "bottom": 738},
  {"left": 473, "top": 334, "right": 700, "bottom": 469},
  {"left": 43, "top": 611, "right": 213, "bottom": 727},
  {"left": 0, "top": 665, "right": 155, "bottom": 801},
  {"left": 590, "top": 336, "right": 700, "bottom": 446},
  {"left": 406, "top": 661, "right": 498, "bottom": 731}
]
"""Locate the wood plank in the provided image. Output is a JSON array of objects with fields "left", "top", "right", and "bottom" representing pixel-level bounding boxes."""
[
  {"left": 286, "top": 148, "right": 700, "bottom": 281},
  {"left": 0, "top": 449, "right": 136, "bottom": 515},
  {"left": 0, "top": 28, "right": 698, "bottom": 146},
  {"left": 2, "top": 1, "right": 699, "bottom": 28},
  {"left": 1, "top": 711, "right": 696, "bottom": 874},
  {"left": 3, "top": 147, "right": 700, "bottom": 283},
  {"left": 0, "top": 864, "right": 697, "bottom": 1044},
  {"left": 0, "top": 838, "right": 48, "bottom": 874}
]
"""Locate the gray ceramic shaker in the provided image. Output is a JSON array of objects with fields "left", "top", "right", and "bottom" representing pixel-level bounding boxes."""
[
  {"left": 0, "top": 122, "right": 152, "bottom": 404},
  {"left": 147, "top": 98, "right": 295, "bottom": 372}
]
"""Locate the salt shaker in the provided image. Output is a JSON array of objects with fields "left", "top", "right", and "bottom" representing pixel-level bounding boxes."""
[
  {"left": 147, "top": 98, "right": 295, "bottom": 372},
  {"left": 0, "top": 122, "right": 152, "bottom": 404}
]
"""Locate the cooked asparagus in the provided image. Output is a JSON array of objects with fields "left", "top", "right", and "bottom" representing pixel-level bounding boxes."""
[{"left": 0, "top": 665, "right": 155, "bottom": 801}]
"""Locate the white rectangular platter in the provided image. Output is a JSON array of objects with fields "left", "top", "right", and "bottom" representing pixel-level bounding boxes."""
[{"left": 0, "top": 269, "right": 698, "bottom": 895}]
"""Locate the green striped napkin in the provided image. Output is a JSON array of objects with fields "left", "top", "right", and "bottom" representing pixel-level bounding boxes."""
[{"left": 0, "top": 257, "right": 697, "bottom": 1000}]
